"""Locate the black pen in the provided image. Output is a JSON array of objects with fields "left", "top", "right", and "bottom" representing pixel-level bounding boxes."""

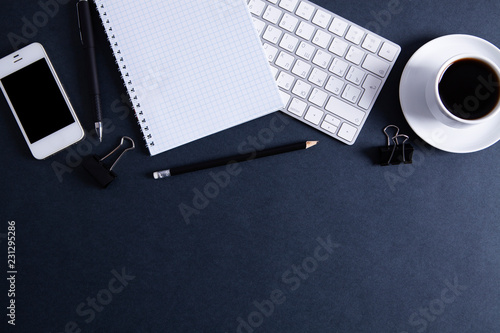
[
  {"left": 77, "top": 0, "right": 103, "bottom": 142},
  {"left": 153, "top": 141, "right": 318, "bottom": 179}
]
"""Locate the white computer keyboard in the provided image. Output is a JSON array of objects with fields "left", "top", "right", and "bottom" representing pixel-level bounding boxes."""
[{"left": 247, "top": 0, "right": 401, "bottom": 144}]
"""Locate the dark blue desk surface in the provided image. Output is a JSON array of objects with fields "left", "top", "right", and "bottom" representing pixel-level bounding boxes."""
[{"left": 1, "top": 1, "right": 499, "bottom": 332}]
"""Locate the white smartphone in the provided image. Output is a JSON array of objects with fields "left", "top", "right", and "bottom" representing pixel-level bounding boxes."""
[{"left": 0, "top": 43, "right": 84, "bottom": 160}]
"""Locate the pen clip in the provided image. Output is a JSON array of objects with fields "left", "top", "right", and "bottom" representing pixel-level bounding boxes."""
[{"left": 76, "top": 2, "right": 84, "bottom": 45}]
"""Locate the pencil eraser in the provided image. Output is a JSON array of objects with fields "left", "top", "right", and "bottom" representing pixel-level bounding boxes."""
[{"left": 153, "top": 170, "right": 170, "bottom": 179}]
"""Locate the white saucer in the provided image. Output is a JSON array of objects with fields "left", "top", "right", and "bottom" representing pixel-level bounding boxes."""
[{"left": 399, "top": 34, "right": 500, "bottom": 153}]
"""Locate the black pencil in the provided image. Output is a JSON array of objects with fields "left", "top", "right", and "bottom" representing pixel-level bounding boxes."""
[{"left": 153, "top": 141, "right": 318, "bottom": 178}]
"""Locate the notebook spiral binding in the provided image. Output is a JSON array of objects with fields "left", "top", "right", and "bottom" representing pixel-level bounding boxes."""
[{"left": 94, "top": 1, "right": 155, "bottom": 150}]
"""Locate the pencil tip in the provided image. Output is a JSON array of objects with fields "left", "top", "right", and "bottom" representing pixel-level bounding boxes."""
[{"left": 306, "top": 141, "right": 319, "bottom": 149}]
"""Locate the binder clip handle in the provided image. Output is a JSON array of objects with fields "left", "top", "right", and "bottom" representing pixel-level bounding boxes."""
[
  {"left": 100, "top": 136, "right": 135, "bottom": 171},
  {"left": 394, "top": 134, "right": 414, "bottom": 164},
  {"left": 379, "top": 125, "right": 400, "bottom": 166},
  {"left": 393, "top": 134, "right": 410, "bottom": 164},
  {"left": 383, "top": 125, "right": 400, "bottom": 147}
]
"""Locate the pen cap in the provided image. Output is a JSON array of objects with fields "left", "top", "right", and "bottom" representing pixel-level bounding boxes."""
[{"left": 77, "top": 0, "right": 96, "bottom": 48}]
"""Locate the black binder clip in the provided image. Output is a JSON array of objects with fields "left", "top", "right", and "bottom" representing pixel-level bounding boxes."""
[
  {"left": 82, "top": 136, "right": 135, "bottom": 188},
  {"left": 379, "top": 125, "right": 414, "bottom": 166}
]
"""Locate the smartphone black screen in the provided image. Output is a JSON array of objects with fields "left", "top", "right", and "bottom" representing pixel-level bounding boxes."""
[{"left": 1, "top": 58, "right": 75, "bottom": 143}]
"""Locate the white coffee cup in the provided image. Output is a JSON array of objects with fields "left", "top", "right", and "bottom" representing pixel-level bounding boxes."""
[{"left": 425, "top": 53, "right": 500, "bottom": 128}]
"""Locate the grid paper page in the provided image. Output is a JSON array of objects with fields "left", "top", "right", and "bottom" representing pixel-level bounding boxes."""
[{"left": 94, "top": 0, "right": 284, "bottom": 156}]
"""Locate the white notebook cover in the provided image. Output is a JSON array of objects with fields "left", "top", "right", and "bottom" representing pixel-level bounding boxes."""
[{"left": 94, "top": 0, "right": 284, "bottom": 155}]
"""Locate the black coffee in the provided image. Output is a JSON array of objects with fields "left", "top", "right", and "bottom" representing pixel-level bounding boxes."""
[{"left": 438, "top": 58, "right": 500, "bottom": 120}]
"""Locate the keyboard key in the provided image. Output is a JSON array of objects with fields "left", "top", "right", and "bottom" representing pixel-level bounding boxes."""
[
  {"left": 362, "top": 34, "right": 382, "bottom": 53},
  {"left": 379, "top": 42, "right": 399, "bottom": 62},
  {"left": 328, "top": 38, "right": 348, "bottom": 57},
  {"left": 275, "top": 51, "right": 295, "bottom": 70},
  {"left": 279, "top": 13, "right": 299, "bottom": 32},
  {"left": 358, "top": 74, "right": 381, "bottom": 109},
  {"left": 329, "top": 58, "right": 349, "bottom": 77},
  {"left": 288, "top": 98, "right": 307, "bottom": 116},
  {"left": 329, "top": 17, "right": 348, "bottom": 36},
  {"left": 309, "top": 88, "right": 328, "bottom": 107},
  {"left": 263, "top": 43, "right": 279, "bottom": 62},
  {"left": 338, "top": 123, "right": 358, "bottom": 142},
  {"left": 279, "top": 90, "right": 291, "bottom": 105},
  {"left": 312, "top": 30, "right": 332, "bottom": 49},
  {"left": 362, "top": 54, "right": 390, "bottom": 77},
  {"left": 296, "top": 21, "right": 315, "bottom": 40},
  {"left": 324, "top": 114, "right": 341, "bottom": 127},
  {"left": 248, "top": 0, "right": 266, "bottom": 16},
  {"left": 345, "top": 46, "right": 365, "bottom": 65},
  {"left": 296, "top": 1, "right": 315, "bottom": 20},
  {"left": 304, "top": 106, "right": 324, "bottom": 125},
  {"left": 267, "top": 0, "right": 278, "bottom": 4},
  {"left": 345, "top": 25, "right": 365, "bottom": 44},
  {"left": 346, "top": 66, "right": 365, "bottom": 85},
  {"left": 325, "top": 97, "right": 365, "bottom": 125},
  {"left": 312, "top": 50, "right": 332, "bottom": 68},
  {"left": 263, "top": 6, "right": 283, "bottom": 24},
  {"left": 252, "top": 18, "right": 266, "bottom": 36},
  {"left": 296, "top": 41, "right": 315, "bottom": 60},
  {"left": 292, "top": 59, "right": 312, "bottom": 78},
  {"left": 308, "top": 68, "right": 328, "bottom": 86},
  {"left": 325, "top": 76, "right": 344, "bottom": 95},
  {"left": 292, "top": 79, "right": 312, "bottom": 98},
  {"left": 280, "top": 34, "right": 299, "bottom": 52},
  {"left": 342, "top": 84, "right": 362, "bottom": 103},
  {"left": 263, "top": 26, "right": 283, "bottom": 44},
  {"left": 279, "top": 0, "right": 299, "bottom": 12},
  {"left": 312, "top": 10, "right": 332, "bottom": 29},
  {"left": 277, "top": 72, "right": 295, "bottom": 90},
  {"left": 321, "top": 120, "right": 338, "bottom": 134},
  {"left": 269, "top": 65, "right": 279, "bottom": 78}
]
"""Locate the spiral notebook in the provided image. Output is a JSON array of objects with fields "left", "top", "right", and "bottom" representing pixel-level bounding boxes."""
[{"left": 94, "top": 0, "right": 283, "bottom": 156}]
